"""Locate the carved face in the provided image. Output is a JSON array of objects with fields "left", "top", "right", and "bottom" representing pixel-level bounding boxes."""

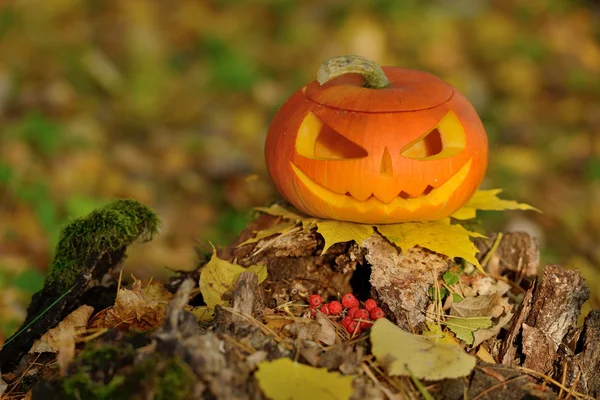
[{"left": 265, "top": 67, "right": 488, "bottom": 224}]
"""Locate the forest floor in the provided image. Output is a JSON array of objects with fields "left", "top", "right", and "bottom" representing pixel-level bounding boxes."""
[{"left": 0, "top": 200, "right": 598, "bottom": 400}]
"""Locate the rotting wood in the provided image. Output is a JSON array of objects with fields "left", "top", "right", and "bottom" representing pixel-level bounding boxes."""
[
  {"left": 475, "top": 231, "right": 540, "bottom": 279},
  {"left": 562, "top": 310, "right": 600, "bottom": 398},
  {"left": 363, "top": 234, "right": 450, "bottom": 332}
]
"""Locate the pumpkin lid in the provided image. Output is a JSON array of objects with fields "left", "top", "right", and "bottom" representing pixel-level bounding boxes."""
[{"left": 305, "top": 67, "right": 454, "bottom": 113}]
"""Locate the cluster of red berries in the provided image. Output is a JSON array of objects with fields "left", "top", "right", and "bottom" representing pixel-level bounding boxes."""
[{"left": 307, "top": 293, "right": 385, "bottom": 335}]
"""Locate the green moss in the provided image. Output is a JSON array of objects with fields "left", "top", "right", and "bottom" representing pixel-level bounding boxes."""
[
  {"left": 63, "top": 372, "right": 126, "bottom": 400},
  {"left": 61, "top": 343, "right": 135, "bottom": 400},
  {"left": 61, "top": 343, "right": 194, "bottom": 400},
  {"left": 156, "top": 358, "right": 195, "bottom": 399},
  {"left": 46, "top": 199, "right": 161, "bottom": 290},
  {"left": 128, "top": 356, "right": 195, "bottom": 400}
]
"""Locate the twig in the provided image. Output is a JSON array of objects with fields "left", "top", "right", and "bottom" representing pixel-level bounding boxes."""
[
  {"left": 221, "top": 306, "right": 293, "bottom": 350},
  {"left": 472, "top": 375, "right": 528, "bottom": 400},
  {"left": 360, "top": 362, "right": 396, "bottom": 400},
  {"left": 518, "top": 366, "right": 594, "bottom": 400}
]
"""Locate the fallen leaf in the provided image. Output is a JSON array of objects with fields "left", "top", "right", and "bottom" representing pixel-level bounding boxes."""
[
  {"left": 371, "top": 318, "right": 476, "bottom": 380},
  {"left": 255, "top": 358, "right": 355, "bottom": 400},
  {"left": 141, "top": 279, "right": 175, "bottom": 303},
  {"left": 422, "top": 321, "right": 462, "bottom": 347},
  {"left": 445, "top": 316, "right": 493, "bottom": 345},
  {"left": 283, "top": 318, "right": 328, "bottom": 343},
  {"left": 476, "top": 347, "right": 497, "bottom": 364},
  {"left": 315, "top": 312, "right": 337, "bottom": 345},
  {"left": 451, "top": 189, "right": 540, "bottom": 220},
  {"left": 30, "top": 305, "right": 94, "bottom": 375},
  {"left": 30, "top": 305, "right": 94, "bottom": 353},
  {"left": 264, "top": 315, "right": 295, "bottom": 333},
  {"left": 237, "top": 220, "right": 297, "bottom": 247},
  {"left": 255, "top": 204, "right": 317, "bottom": 229},
  {"left": 186, "top": 306, "right": 213, "bottom": 322},
  {"left": 88, "top": 278, "right": 165, "bottom": 331},
  {"left": 256, "top": 205, "right": 487, "bottom": 272},
  {"left": 450, "top": 294, "right": 502, "bottom": 318},
  {"left": 199, "top": 250, "right": 267, "bottom": 317},
  {"left": 317, "top": 220, "right": 374, "bottom": 253},
  {"left": 472, "top": 309, "right": 514, "bottom": 348},
  {"left": 449, "top": 294, "right": 514, "bottom": 347},
  {"left": 377, "top": 221, "right": 484, "bottom": 272}
]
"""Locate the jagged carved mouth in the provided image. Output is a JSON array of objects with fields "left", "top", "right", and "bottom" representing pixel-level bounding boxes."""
[{"left": 290, "top": 158, "right": 472, "bottom": 213}]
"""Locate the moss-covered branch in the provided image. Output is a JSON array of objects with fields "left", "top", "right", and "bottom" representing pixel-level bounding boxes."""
[
  {"left": 47, "top": 199, "right": 160, "bottom": 291},
  {"left": 0, "top": 199, "right": 161, "bottom": 373}
]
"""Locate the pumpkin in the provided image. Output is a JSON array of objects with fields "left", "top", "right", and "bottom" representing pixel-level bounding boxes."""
[{"left": 265, "top": 55, "right": 488, "bottom": 224}]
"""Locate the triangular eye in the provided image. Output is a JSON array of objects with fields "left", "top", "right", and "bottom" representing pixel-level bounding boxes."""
[
  {"left": 400, "top": 111, "right": 466, "bottom": 160},
  {"left": 296, "top": 112, "right": 368, "bottom": 159}
]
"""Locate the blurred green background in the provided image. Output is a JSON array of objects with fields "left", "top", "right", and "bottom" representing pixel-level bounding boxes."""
[{"left": 1, "top": 0, "right": 599, "bottom": 339}]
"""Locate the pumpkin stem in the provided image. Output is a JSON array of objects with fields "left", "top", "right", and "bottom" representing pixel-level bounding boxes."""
[{"left": 317, "top": 55, "right": 390, "bottom": 89}]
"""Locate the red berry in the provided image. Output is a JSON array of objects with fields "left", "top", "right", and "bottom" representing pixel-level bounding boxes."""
[
  {"left": 328, "top": 300, "right": 343, "bottom": 315},
  {"left": 342, "top": 293, "right": 359, "bottom": 308},
  {"left": 354, "top": 309, "right": 370, "bottom": 321},
  {"left": 340, "top": 316, "right": 352, "bottom": 330},
  {"left": 347, "top": 320, "right": 359, "bottom": 334},
  {"left": 364, "top": 299, "right": 378, "bottom": 312},
  {"left": 348, "top": 306, "right": 360, "bottom": 318},
  {"left": 308, "top": 294, "right": 323, "bottom": 307},
  {"left": 320, "top": 304, "right": 330, "bottom": 315},
  {"left": 370, "top": 307, "right": 385, "bottom": 320},
  {"left": 359, "top": 319, "right": 372, "bottom": 330}
]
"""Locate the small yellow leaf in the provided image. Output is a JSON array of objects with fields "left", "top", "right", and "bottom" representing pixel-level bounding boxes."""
[
  {"left": 199, "top": 250, "right": 267, "bottom": 314},
  {"left": 186, "top": 306, "right": 213, "bottom": 322},
  {"left": 237, "top": 221, "right": 298, "bottom": 247},
  {"left": 422, "top": 321, "right": 461, "bottom": 347},
  {"left": 445, "top": 316, "right": 493, "bottom": 345},
  {"left": 371, "top": 319, "right": 476, "bottom": 380},
  {"left": 377, "top": 221, "right": 483, "bottom": 271},
  {"left": 451, "top": 189, "right": 540, "bottom": 220},
  {"left": 476, "top": 346, "right": 497, "bottom": 364},
  {"left": 316, "top": 220, "right": 374, "bottom": 253},
  {"left": 255, "top": 358, "right": 355, "bottom": 400}
]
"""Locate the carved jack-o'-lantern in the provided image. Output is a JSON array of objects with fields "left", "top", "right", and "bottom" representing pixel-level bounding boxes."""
[{"left": 265, "top": 56, "right": 488, "bottom": 224}]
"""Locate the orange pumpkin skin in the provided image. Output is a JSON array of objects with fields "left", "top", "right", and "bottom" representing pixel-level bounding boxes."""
[{"left": 265, "top": 67, "right": 488, "bottom": 224}]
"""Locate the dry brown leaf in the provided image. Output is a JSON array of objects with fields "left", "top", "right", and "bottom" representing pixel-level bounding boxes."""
[
  {"left": 451, "top": 294, "right": 503, "bottom": 318},
  {"left": 263, "top": 315, "right": 294, "bottom": 334},
  {"left": 315, "top": 313, "right": 337, "bottom": 346},
  {"left": 141, "top": 280, "right": 175, "bottom": 303},
  {"left": 88, "top": 279, "right": 165, "bottom": 331},
  {"left": 472, "top": 309, "right": 514, "bottom": 348},
  {"left": 30, "top": 305, "right": 94, "bottom": 375},
  {"left": 282, "top": 318, "right": 323, "bottom": 342}
]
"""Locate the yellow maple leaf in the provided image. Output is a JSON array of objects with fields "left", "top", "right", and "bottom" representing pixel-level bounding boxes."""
[
  {"left": 255, "top": 358, "right": 355, "bottom": 400},
  {"left": 199, "top": 250, "right": 267, "bottom": 317},
  {"left": 317, "top": 220, "right": 374, "bottom": 254},
  {"left": 371, "top": 319, "right": 476, "bottom": 380},
  {"left": 451, "top": 189, "right": 540, "bottom": 220},
  {"left": 377, "top": 221, "right": 484, "bottom": 271}
]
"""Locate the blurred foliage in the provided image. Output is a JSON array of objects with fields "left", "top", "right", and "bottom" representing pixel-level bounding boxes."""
[{"left": 1, "top": 0, "right": 599, "bottom": 338}]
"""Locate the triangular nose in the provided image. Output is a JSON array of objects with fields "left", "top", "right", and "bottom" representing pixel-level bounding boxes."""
[{"left": 380, "top": 147, "right": 393, "bottom": 177}]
